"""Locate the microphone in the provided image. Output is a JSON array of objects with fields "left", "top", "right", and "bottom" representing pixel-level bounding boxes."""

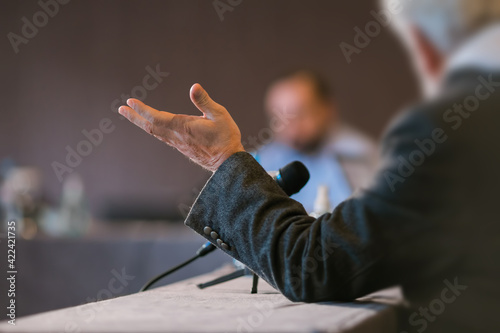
[{"left": 272, "top": 161, "right": 310, "bottom": 196}]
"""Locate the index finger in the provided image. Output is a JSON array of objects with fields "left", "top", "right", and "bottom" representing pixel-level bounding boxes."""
[
  {"left": 118, "top": 105, "right": 154, "bottom": 134},
  {"left": 126, "top": 98, "right": 162, "bottom": 123}
]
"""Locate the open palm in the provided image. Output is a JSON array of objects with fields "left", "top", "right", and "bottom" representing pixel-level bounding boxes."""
[{"left": 118, "top": 83, "right": 245, "bottom": 171}]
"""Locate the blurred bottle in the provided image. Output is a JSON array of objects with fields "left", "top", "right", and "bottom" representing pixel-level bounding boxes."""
[
  {"left": 309, "top": 185, "right": 331, "bottom": 218},
  {"left": 41, "top": 173, "right": 91, "bottom": 237},
  {"left": 0, "top": 165, "right": 42, "bottom": 238}
]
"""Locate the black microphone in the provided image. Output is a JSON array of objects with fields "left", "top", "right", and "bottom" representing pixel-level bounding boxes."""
[{"left": 272, "top": 161, "right": 310, "bottom": 196}]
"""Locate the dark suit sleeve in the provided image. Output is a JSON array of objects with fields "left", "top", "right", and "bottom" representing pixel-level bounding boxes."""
[{"left": 185, "top": 108, "right": 456, "bottom": 302}]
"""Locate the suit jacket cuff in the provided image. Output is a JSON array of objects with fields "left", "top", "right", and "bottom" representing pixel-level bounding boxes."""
[{"left": 184, "top": 151, "right": 272, "bottom": 256}]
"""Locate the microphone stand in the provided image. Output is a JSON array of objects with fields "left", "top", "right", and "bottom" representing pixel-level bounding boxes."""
[{"left": 197, "top": 266, "right": 259, "bottom": 294}]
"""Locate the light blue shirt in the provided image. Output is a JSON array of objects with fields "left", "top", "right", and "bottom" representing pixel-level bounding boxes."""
[
  {"left": 253, "top": 126, "right": 376, "bottom": 213},
  {"left": 254, "top": 142, "right": 352, "bottom": 213}
]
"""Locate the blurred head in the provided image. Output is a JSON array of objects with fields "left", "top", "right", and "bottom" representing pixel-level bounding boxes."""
[
  {"left": 384, "top": 0, "right": 500, "bottom": 95},
  {"left": 264, "top": 70, "right": 337, "bottom": 153}
]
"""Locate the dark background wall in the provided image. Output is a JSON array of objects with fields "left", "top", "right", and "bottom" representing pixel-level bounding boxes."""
[{"left": 1, "top": 0, "right": 419, "bottom": 220}]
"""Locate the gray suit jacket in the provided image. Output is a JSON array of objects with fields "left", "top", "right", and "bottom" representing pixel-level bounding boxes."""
[{"left": 185, "top": 69, "right": 500, "bottom": 332}]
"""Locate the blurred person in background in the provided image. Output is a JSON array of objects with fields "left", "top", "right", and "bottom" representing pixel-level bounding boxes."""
[
  {"left": 254, "top": 70, "right": 377, "bottom": 214},
  {"left": 119, "top": 0, "right": 500, "bottom": 331}
]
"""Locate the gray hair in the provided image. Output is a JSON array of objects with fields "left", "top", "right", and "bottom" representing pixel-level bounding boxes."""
[{"left": 383, "top": 0, "right": 500, "bottom": 54}]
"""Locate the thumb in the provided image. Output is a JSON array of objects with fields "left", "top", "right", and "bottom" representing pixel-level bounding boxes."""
[{"left": 190, "top": 83, "right": 226, "bottom": 120}]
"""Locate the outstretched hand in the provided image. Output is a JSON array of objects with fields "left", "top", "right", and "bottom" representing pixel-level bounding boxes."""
[{"left": 118, "top": 83, "right": 245, "bottom": 172}]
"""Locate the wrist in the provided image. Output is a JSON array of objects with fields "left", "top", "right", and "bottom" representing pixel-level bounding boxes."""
[{"left": 210, "top": 145, "right": 245, "bottom": 172}]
